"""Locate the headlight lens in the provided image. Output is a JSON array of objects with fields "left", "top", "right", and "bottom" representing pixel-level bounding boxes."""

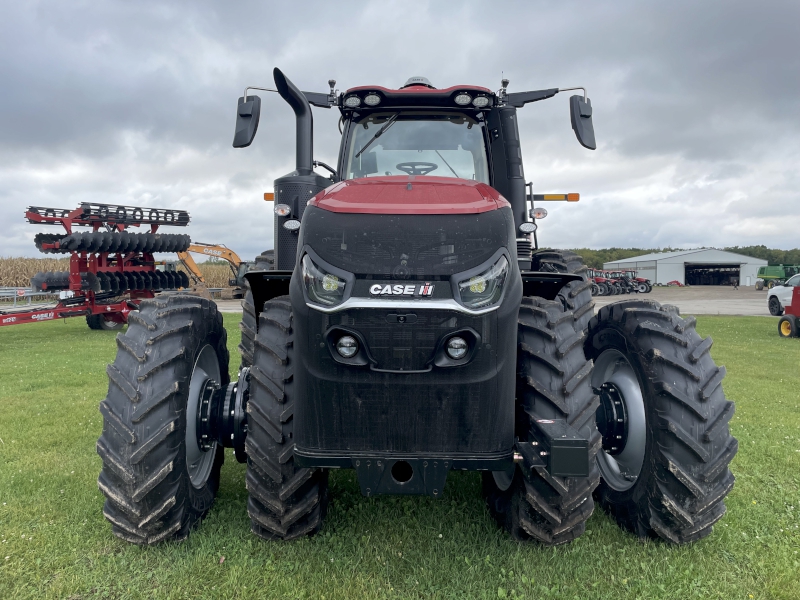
[
  {"left": 456, "top": 256, "right": 509, "bottom": 309},
  {"left": 302, "top": 254, "right": 347, "bottom": 306}
]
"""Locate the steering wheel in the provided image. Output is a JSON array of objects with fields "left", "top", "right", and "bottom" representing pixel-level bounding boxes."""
[{"left": 395, "top": 162, "right": 439, "bottom": 176}]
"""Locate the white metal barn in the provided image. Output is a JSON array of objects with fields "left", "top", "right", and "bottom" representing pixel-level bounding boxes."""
[{"left": 603, "top": 249, "right": 768, "bottom": 286}]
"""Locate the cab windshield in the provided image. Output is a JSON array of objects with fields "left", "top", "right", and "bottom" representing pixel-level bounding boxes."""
[{"left": 344, "top": 112, "right": 490, "bottom": 183}]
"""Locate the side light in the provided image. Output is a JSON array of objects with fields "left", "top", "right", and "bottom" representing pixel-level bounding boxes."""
[
  {"left": 519, "top": 222, "right": 537, "bottom": 233},
  {"left": 454, "top": 93, "right": 472, "bottom": 106},
  {"left": 472, "top": 96, "right": 489, "bottom": 108},
  {"left": 364, "top": 94, "right": 381, "bottom": 106},
  {"left": 274, "top": 204, "right": 291, "bottom": 216},
  {"left": 344, "top": 96, "right": 361, "bottom": 108},
  {"left": 283, "top": 219, "right": 301, "bottom": 231},
  {"left": 531, "top": 207, "right": 548, "bottom": 219}
]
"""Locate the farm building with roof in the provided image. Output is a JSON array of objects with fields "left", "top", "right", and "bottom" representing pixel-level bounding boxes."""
[{"left": 603, "top": 249, "right": 767, "bottom": 286}]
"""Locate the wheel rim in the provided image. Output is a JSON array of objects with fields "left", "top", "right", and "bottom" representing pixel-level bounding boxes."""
[
  {"left": 186, "top": 344, "right": 221, "bottom": 488},
  {"left": 592, "top": 349, "right": 647, "bottom": 492},
  {"left": 769, "top": 298, "right": 780, "bottom": 315},
  {"left": 780, "top": 320, "right": 792, "bottom": 336},
  {"left": 102, "top": 317, "right": 123, "bottom": 330}
]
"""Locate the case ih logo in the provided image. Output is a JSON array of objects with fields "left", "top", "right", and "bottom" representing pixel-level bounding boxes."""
[
  {"left": 369, "top": 283, "right": 434, "bottom": 297},
  {"left": 31, "top": 312, "right": 55, "bottom": 321}
]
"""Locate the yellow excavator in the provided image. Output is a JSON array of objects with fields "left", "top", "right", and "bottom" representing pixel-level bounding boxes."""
[{"left": 177, "top": 242, "right": 255, "bottom": 300}]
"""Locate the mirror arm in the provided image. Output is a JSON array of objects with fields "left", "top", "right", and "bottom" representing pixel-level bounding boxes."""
[
  {"left": 313, "top": 160, "right": 338, "bottom": 180},
  {"left": 244, "top": 86, "right": 335, "bottom": 108},
  {"left": 558, "top": 86, "right": 588, "bottom": 101}
]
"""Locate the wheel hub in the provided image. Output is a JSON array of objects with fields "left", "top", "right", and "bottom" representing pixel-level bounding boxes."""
[
  {"left": 194, "top": 367, "right": 250, "bottom": 464},
  {"left": 596, "top": 382, "right": 628, "bottom": 455}
]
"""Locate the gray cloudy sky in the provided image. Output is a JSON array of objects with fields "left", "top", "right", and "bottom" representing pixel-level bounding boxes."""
[{"left": 1, "top": 0, "right": 798, "bottom": 260}]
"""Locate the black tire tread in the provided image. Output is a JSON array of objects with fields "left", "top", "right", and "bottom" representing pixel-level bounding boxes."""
[
  {"left": 239, "top": 250, "right": 274, "bottom": 369},
  {"left": 585, "top": 298, "right": 737, "bottom": 544},
  {"left": 97, "top": 294, "right": 229, "bottom": 545},
  {"left": 246, "top": 294, "right": 328, "bottom": 541},
  {"left": 483, "top": 293, "right": 600, "bottom": 546}
]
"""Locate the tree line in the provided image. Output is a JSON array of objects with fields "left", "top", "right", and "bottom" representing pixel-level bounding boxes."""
[{"left": 567, "top": 246, "right": 800, "bottom": 269}]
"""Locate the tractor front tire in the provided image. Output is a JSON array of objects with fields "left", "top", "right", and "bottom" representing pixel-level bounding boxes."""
[
  {"left": 585, "top": 300, "right": 737, "bottom": 544},
  {"left": 97, "top": 295, "right": 229, "bottom": 544},
  {"left": 239, "top": 250, "right": 274, "bottom": 369},
  {"left": 778, "top": 315, "right": 797, "bottom": 338},
  {"left": 531, "top": 249, "right": 588, "bottom": 280},
  {"left": 246, "top": 296, "right": 329, "bottom": 540},
  {"left": 483, "top": 293, "right": 600, "bottom": 546}
]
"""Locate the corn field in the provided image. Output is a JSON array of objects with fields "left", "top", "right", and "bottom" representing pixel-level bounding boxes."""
[{"left": 0, "top": 257, "right": 235, "bottom": 289}]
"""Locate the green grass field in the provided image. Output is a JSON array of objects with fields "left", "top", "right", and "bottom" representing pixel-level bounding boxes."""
[{"left": 0, "top": 313, "right": 798, "bottom": 599}]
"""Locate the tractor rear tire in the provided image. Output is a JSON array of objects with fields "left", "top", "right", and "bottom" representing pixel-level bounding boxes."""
[
  {"left": 97, "top": 295, "right": 229, "bottom": 544},
  {"left": 239, "top": 250, "right": 274, "bottom": 369},
  {"left": 246, "top": 295, "right": 329, "bottom": 541},
  {"left": 483, "top": 294, "right": 600, "bottom": 546},
  {"left": 769, "top": 296, "right": 784, "bottom": 316},
  {"left": 87, "top": 314, "right": 124, "bottom": 331},
  {"left": 591, "top": 283, "right": 599, "bottom": 296},
  {"left": 778, "top": 315, "right": 797, "bottom": 338},
  {"left": 531, "top": 249, "right": 588, "bottom": 280},
  {"left": 585, "top": 300, "right": 737, "bottom": 544},
  {"left": 755, "top": 281, "right": 764, "bottom": 291}
]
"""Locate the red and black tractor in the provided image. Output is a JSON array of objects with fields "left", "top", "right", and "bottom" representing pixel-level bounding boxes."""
[
  {"left": 587, "top": 268, "right": 613, "bottom": 296},
  {"left": 623, "top": 269, "right": 652, "bottom": 294},
  {"left": 97, "top": 69, "right": 736, "bottom": 546}
]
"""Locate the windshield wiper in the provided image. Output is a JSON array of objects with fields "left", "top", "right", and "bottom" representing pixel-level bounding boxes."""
[
  {"left": 355, "top": 114, "right": 399, "bottom": 158},
  {"left": 434, "top": 150, "right": 460, "bottom": 178}
]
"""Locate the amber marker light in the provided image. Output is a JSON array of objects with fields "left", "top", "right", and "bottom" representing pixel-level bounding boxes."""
[
  {"left": 567, "top": 193, "right": 580, "bottom": 202},
  {"left": 264, "top": 192, "right": 274, "bottom": 201}
]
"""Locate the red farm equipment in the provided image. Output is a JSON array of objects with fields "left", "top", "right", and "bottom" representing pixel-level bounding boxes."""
[
  {"left": 587, "top": 268, "right": 613, "bottom": 296},
  {"left": 95, "top": 68, "right": 737, "bottom": 548},
  {"left": 778, "top": 285, "right": 800, "bottom": 338},
  {"left": 0, "top": 203, "right": 191, "bottom": 330}
]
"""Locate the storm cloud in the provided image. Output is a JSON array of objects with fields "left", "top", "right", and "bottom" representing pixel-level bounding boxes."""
[{"left": 1, "top": 0, "right": 798, "bottom": 259}]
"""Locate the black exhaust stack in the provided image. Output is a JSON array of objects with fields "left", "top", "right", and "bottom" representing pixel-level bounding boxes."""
[
  {"left": 273, "top": 68, "right": 314, "bottom": 176},
  {"left": 272, "top": 68, "right": 331, "bottom": 270}
]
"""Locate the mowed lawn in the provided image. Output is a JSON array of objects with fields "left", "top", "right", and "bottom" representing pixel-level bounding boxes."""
[{"left": 0, "top": 312, "right": 798, "bottom": 599}]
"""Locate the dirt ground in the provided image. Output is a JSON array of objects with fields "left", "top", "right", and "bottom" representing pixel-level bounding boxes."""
[{"left": 214, "top": 285, "right": 771, "bottom": 317}]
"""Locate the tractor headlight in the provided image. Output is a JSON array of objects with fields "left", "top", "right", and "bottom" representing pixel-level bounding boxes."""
[
  {"left": 455, "top": 255, "right": 509, "bottom": 309},
  {"left": 301, "top": 254, "right": 348, "bottom": 306}
]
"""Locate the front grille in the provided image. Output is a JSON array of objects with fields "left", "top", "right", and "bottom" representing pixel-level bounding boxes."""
[
  {"left": 335, "top": 308, "right": 460, "bottom": 371},
  {"left": 300, "top": 208, "right": 512, "bottom": 277}
]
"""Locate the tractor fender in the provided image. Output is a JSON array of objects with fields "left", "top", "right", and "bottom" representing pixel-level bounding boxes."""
[
  {"left": 520, "top": 271, "right": 582, "bottom": 300},
  {"left": 244, "top": 270, "right": 292, "bottom": 320}
]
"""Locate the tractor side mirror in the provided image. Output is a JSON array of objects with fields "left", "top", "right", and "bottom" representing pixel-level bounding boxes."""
[
  {"left": 232, "top": 95, "right": 262, "bottom": 148},
  {"left": 570, "top": 95, "right": 596, "bottom": 150}
]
